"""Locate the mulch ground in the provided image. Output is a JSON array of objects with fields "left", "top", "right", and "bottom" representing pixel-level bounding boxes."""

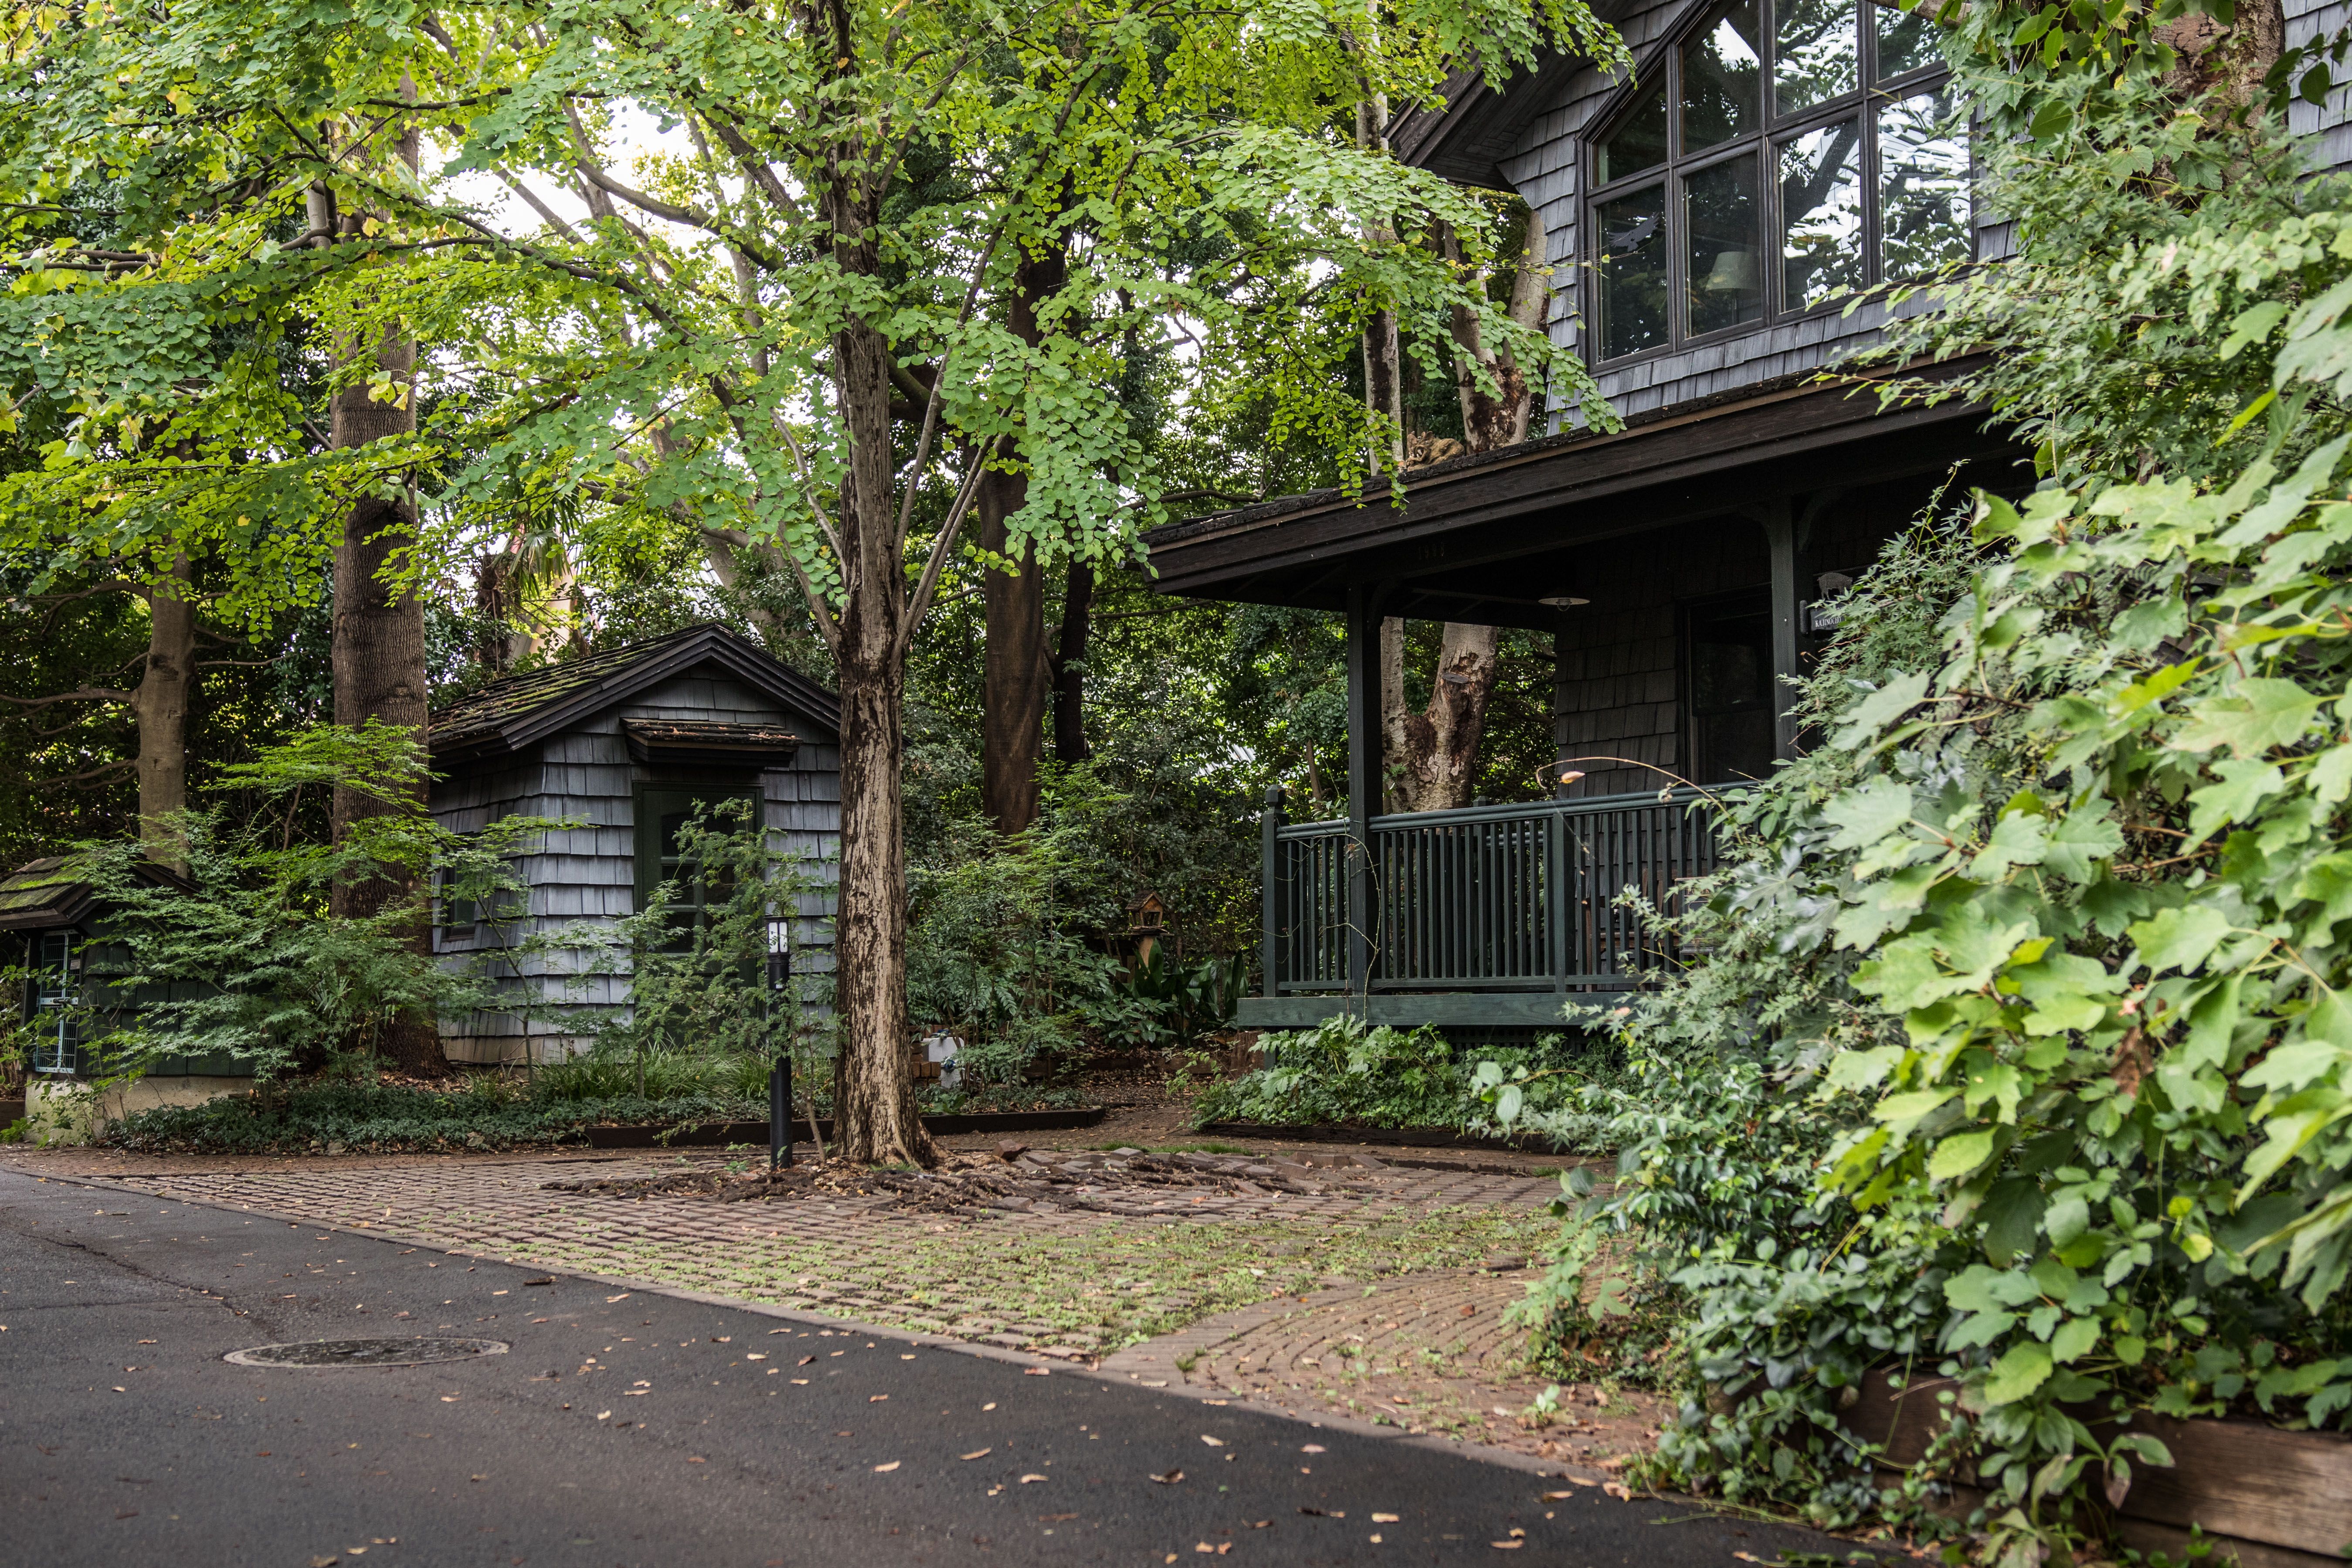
[{"left": 543, "top": 1145, "right": 1401, "bottom": 1217}]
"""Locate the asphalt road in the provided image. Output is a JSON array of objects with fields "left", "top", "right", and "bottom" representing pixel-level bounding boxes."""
[{"left": 0, "top": 1167, "right": 1860, "bottom": 1568}]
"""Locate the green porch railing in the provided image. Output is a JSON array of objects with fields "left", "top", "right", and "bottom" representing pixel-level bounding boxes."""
[{"left": 1260, "top": 787, "right": 1721, "bottom": 996}]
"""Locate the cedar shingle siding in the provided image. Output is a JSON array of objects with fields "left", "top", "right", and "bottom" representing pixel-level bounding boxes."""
[{"left": 428, "top": 625, "right": 841, "bottom": 1066}]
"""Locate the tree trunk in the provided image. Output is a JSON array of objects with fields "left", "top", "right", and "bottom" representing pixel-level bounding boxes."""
[
  {"left": 1050, "top": 558, "right": 1093, "bottom": 765},
  {"left": 823, "top": 169, "right": 936, "bottom": 1166},
  {"left": 980, "top": 468, "right": 1047, "bottom": 834},
  {"left": 1355, "top": 96, "right": 1405, "bottom": 471},
  {"left": 132, "top": 560, "right": 195, "bottom": 873},
  {"left": 978, "top": 239, "right": 1066, "bottom": 833},
  {"left": 1360, "top": 204, "right": 1551, "bottom": 813},
  {"left": 322, "top": 112, "right": 438, "bottom": 1074}
]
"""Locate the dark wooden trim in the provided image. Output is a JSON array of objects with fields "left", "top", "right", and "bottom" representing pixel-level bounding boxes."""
[{"left": 1143, "top": 364, "right": 2007, "bottom": 603}]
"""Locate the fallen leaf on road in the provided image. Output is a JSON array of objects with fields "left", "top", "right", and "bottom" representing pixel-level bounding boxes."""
[
  {"left": 1149, "top": 1470, "right": 1183, "bottom": 1485},
  {"left": 1024, "top": 1368, "right": 1050, "bottom": 1377},
  {"left": 873, "top": 1461, "right": 900, "bottom": 1473},
  {"left": 1300, "top": 1444, "right": 1324, "bottom": 1454},
  {"left": 746, "top": 1354, "right": 767, "bottom": 1361},
  {"left": 309, "top": 1558, "right": 338, "bottom": 1567},
  {"left": 1734, "top": 1554, "right": 1765, "bottom": 1563},
  {"left": 439, "top": 1396, "right": 458, "bottom": 1404},
  {"left": 686, "top": 1457, "right": 706, "bottom": 1464},
  {"left": 799, "top": 1356, "right": 816, "bottom": 1365},
  {"left": 960, "top": 1449, "right": 992, "bottom": 1461},
  {"left": 1601, "top": 1482, "right": 1632, "bottom": 1500},
  {"left": 869, "top": 1395, "right": 889, "bottom": 1403},
  {"left": 605, "top": 1294, "right": 630, "bottom": 1303},
  {"left": 1018, "top": 1473, "right": 1047, "bottom": 1484},
  {"left": 1249, "top": 1521, "right": 1270, "bottom": 1530},
  {"left": 1489, "top": 1542, "right": 1522, "bottom": 1551},
  {"left": 596, "top": 1412, "right": 611, "bottom": 1420},
  {"left": 768, "top": 1328, "right": 790, "bottom": 1335},
  {"left": 469, "top": 1475, "right": 486, "bottom": 1483},
  {"left": 1194, "top": 1544, "right": 1231, "bottom": 1556},
  {"left": 1039, "top": 1513, "right": 1078, "bottom": 1522},
  {"left": 1371, "top": 1513, "right": 1399, "bottom": 1523},
  {"left": 1199, "top": 1436, "right": 1224, "bottom": 1447},
  {"left": 1297, "top": 1507, "right": 1344, "bottom": 1518},
  {"left": 791, "top": 1379, "right": 808, "bottom": 1385}
]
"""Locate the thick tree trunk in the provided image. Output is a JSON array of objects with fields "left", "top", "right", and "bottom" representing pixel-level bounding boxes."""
[
  {"left": 322, "top": 112, "right": 437, "bottom": 1074},
  {"left": 978, "top": 240, "right": 1066, "bottom": 833},
  {"left": 1378, "top": 618, "right": 1501, "bottom": 812},
  {"left": 132, "top": 561, "right": 195, "bottom": 872},
  {"left": 1361, "top": 204, "right": 1550, "bottom": 813},
  {"left": 1355, "top": 97, "right": 1405, "bottom": 471},
  {"left": 1050, "top": 558, "right": 1093, "bottom": 765},
  {"left": 979, "top": 469, "right": 1046, "bottom": 834},
  {"left": 825, "top": 246, "right": 936, "bottom": 1167}
]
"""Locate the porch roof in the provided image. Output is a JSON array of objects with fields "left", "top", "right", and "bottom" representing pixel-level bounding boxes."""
[{"left": 1140, "top": 357, "right": 2016, "bottom": 626}]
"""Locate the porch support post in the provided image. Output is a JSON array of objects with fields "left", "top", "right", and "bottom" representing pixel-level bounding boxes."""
[
  {"left": 1344, "top": 581, "right": 1388, "bottom": 1000},
  {"left": 1259, "top": 784, "right": 1284, "bottom": 1000},
  {"left": 1763, "top": 501, "right": 1804, "bottom": 762}
]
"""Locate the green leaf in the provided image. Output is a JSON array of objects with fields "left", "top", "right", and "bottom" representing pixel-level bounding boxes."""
[
  {"left": 1831, "top": 671, "right": 1931, "bottom": 750},
  {"left": 2186, "top": 760, "right": 2288, "bottom": 845},
  {"left": 1983, "top": 1340, "right": 2054, "bottom": 1405},
  {"left": 1874, "top": 1088, "right": 1959, "bottom": 1123},
  {"left": 2043, "top": 808, "right": 2124, "bottom": 883},
  {"left": 1824, "top": 776, "right": 1916, "bottom": 850},
  {"left": 2049, "top": 1315, "right": 2101, "bottom": 1364},
  {"left": 1930, "top": 1127, "right": 2001, "bottom": 1182},
  {"left": 2172, "top": 678, "right": 2320, "bottom": 758},
  {"left": 2128, "top": 905, "right": 2234, "bottom": 976},
  {"left": 1981, "top": 1178, "right": 2048, "bottom": 1265}
]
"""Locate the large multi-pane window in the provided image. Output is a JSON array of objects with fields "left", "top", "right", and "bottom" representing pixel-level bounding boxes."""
[{"left": 1589, "top": 0, "right": 1969, "bottom": 363}]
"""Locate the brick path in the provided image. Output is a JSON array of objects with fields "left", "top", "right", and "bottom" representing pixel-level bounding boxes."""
[
  {"left": 10, "top": 1146, "right": 1564, "bottom": 1368},
  {"left": 1102, "top": 1267, "right": 1667, "bottom": 1468}
]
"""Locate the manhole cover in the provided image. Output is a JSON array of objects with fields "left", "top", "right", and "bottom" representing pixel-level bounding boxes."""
[{"left": 224, "top": 1337, "right": 509, "bottom": 1369}]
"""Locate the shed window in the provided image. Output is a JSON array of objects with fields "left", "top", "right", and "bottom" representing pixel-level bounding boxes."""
[
  {"left": 27, "top": 930, "right": 78, "bottom": 1075},
  {"left": 1590, "top": 0, "right": 1966, "bottom": 364},
  {"left": 634, "top": 786, "right": 764, "bottom": 939}
]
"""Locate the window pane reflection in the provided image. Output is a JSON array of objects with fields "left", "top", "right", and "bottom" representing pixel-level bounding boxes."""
[
  {"left": 1779, "top": 118, "right": 1863, "bottom": 309},
  {"left": 1684, "top": 153, "right": 1762, "bottom": 336},
  {"left": 1601, "top": 82, "right": 1669, "bottom": 183},
  {"left": 1682, "top": 0, "right": 1762, "bottom": 152},
  {"left": 1775, "top": 0, "right": 1856, "bottom": 115},
  {"left": 1597, "top": 184, "right": 1670, "bottom": 360},
  {"left": 1878, "top": 90, "right": 1969, "bottom": 280},
  {"left": 1875, "top": 1, "right": 1942, "bottom": 79}
]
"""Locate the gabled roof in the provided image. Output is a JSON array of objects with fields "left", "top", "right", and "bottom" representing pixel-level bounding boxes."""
[
  {"left": 1390, "top": 55, "right": 1570, "bottom": 190},
  {"left": 429, "top": 623, "right": 839, "bottom": 764},
  {"left": 0, "top": 854, "right": 197, "bottom": 934}
]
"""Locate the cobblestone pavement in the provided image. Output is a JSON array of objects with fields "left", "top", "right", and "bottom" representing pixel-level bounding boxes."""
[
  {"left": 10, "top": 1145, "right": 1567, "bottom": 1373},
  {"left": 1103, "top": 1268, "right": 1668, "bottom": 1468}
]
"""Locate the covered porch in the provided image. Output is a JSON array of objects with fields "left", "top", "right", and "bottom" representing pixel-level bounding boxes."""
[{"left": 1146, "top": 364, "right": 2023, "bottom": 1034}]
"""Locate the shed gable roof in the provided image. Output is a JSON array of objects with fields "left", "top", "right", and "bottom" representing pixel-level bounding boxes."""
[
  {"left": 0, "top": 853, "right": 198, "bottom": 933},
  {"left": 429, "top": 623, "right": 839, "bottom": 764}
]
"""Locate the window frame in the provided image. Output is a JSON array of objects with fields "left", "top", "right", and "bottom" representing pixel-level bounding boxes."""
[
  {"left": 631, "top": 782, "right": 765, "bottom": 945},
  {"left": 1582, "top": 0, "right": 1964, "bottom": 370}
]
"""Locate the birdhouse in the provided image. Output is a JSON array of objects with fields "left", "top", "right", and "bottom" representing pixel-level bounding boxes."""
[{"left": 1126, "top": 892, "right": 1167, "bottom": 969}]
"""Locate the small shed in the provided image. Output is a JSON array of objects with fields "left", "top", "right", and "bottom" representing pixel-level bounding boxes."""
[
  {"left": 0, "top": 853, "right": 250, "bottom": 1135},
  {"left": 427, "top": 623, "right": 841, "bottom": 1065}
]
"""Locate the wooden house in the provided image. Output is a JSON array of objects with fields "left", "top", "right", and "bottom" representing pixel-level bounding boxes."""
[
  {"left": 427, "top": 623, "right": 841, "bottom": 1065},
  {"left": 0, "top": 854, "right": 248, "bottom": 1135},
  {"left": 1147, "top": 0, "right": 2352, "bottom": 1036}
]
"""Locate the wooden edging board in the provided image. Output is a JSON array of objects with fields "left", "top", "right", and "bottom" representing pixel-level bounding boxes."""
[
  {"left": 1195, "top": 1119, "right": 1557, "bottom": 1154},
  {"left": 1845, "top": 1372, "right": 2352, "bottom": 1564},
  {"left": 581, "top": 1105, "right": 1106, "bottom": 1148}
]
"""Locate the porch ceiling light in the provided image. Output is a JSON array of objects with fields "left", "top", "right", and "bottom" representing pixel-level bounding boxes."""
[{"left": 1538, "top": 596, "right": 1590, "bottom": 608}]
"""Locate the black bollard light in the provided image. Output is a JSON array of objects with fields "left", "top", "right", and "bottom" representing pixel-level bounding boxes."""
[{"left": 765, "top": 910, "right": 793, "bottom": 1172}]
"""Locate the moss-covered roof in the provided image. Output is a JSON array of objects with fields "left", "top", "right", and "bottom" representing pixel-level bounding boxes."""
[
  {"left": 0, "top": 853, "right": 196, "bottom": 933},
  {"left": 430, "top": 622, "right": 838, "bottom": 763}
]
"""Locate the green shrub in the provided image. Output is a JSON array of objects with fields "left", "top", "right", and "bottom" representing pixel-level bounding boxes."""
[
  {"left": 76, "top": 723, "right": 557, "bottom": 1082},
  {"left": 97, "top": 1079, "right": 763, "bottom": 1154},
  {"left": 1193, "top": 1014, "right": 1609, "bottom": 1142}
]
